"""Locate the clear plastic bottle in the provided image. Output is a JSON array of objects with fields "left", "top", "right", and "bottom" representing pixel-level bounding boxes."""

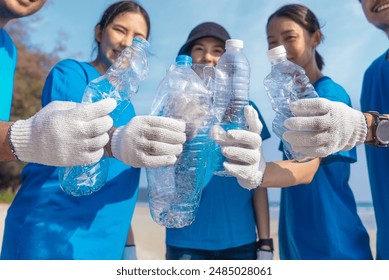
[
  {"left": 146, "top": 55, "right": 213, "bottom": 228},
  {"left": 263, "top": 45, "right": 318, "bottom": 162},
  {"left": 59, "top": 36, "right": 150, "bottom": 196},
  {"left": 213, "top": 39, "right": 250, "bottom": 176}
]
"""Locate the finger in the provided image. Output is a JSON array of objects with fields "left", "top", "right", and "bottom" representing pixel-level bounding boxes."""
[
  {"left": 83, "top": 115, "right": 114, "bottom": 137},
  {"left": 209, "top": 125, "right": 228, "bottom": 144},
  {"left": 222, "top": 146, "right": 259, "bottom": 165},
  {"left": 223, "top": 162, "right": 254, "bottom": 181},
  {"left": 73, "top": 149, "right": 105, "bottom": 166},
  {"left": 244, "top": 105, "right": 263, "bottom": 134},
  {"left": 144, "top": 141, "right": 183, "bottom": 157},
  {"left": 283, "top": 130, "right": 329, "bottom": 147},
  {"left": 226, "top": 129, "right": 261, "bottom": 149},
  {"left": 143, "top": 116, "right": 186, "bottom": 133},
  {"left": 140, "top": 154, "right": 178, "bottom": 168},
  {"left": 283, "top": 131, "right": 334, "bottom": 157},
  {"left": 290, "top": 145, "right": 330, "bottom": 158},
  {"left": 289, "top": 98, "right": 330, "bottom": 117},
  {"left": 284, "top": 115, "right": 330, "bottom": 132},
  {"left": 143, "top": 127, "right": 186, "bottom": 145},
  {"left": 46, "top": 100, "right": 78, "bottom": 111},
  {"left": 84, "top": 133, "right": 110, "bottom": 152},
  {"left": 78, "top": 98, "right": 117, "bottom": 121}
]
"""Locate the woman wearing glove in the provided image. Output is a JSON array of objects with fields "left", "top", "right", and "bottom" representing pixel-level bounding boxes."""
[
  {"left": 165, "top": 22, "right": 273, "bottom": 261},
  {"left": 1, "top": 1, "right": 185, "bottom": 260},
  {"left": 213, "top": 4, "right": 372, "bottom": 260},
  {"left": 284, "top": 0, "right": 389, "bottom": 260}
]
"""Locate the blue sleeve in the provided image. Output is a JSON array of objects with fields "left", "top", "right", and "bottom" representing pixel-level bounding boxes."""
[
  {"left": 249, "top": 100, "right": 271, "bottom": 141},
  {"left": 41, "top": 59, "right": 88, "bottom": 106},
  {"left": 0, "top": 29, "right": 17, "bottom": 121}
]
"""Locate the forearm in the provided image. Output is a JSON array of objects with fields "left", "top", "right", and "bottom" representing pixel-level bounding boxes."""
[
  {"left": 261, "top": 158, "right": 321, "bottom": 188},
  {"left": 253, "top": 187, "right": 270, "bottom": 240},
  {"left": 0, "top": 122, "right": 16, "bottom": 161}
]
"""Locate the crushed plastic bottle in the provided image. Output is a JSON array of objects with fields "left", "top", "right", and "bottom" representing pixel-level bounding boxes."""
[
  {"left": 263, "top": 45, "right": 318, "bottom": 162},
  {"left": 146, "top": 55, "right": 213, "bottom": 228},
  {"left": 213, "top": 39, "right": 250, "bottom": 176},
  {"left": 59, "top": 36, "right": 150, "bottom": 196}
]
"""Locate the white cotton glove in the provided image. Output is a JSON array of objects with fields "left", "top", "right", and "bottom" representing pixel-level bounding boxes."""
[
  {"left": 111, "top": 116, "right": 186, "bottom": 168},
  {"left": 9, "top": 99, "right": 116, "bottom": 166},
  {"left": 121, "top": 245, "right": 138, "bottom": 260},
  {"left": 210, "top": 105, "right": 266, "bottom": 190},
  {"left": 283, "top": 98, "right": 367, "bottom": 158},
  {"left": 257, "top": 250, "right": 274, "bottom": 260}
]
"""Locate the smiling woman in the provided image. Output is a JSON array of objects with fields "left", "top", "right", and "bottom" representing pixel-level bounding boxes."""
[{"left": 0, "top": 0, "right": 154, "bottom": 260}]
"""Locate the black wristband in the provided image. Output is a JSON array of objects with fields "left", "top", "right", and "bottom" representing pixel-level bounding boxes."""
[{"left": 257, "top": 238, "right": 274, "bottom": 251}]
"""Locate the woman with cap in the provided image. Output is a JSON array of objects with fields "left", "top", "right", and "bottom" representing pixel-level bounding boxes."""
[{"left": 165, "top": 22, "right": 273, "bottom": 260}]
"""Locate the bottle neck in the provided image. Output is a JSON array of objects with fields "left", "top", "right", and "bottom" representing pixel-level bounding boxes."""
[
  {"left": 270, "top": 55, "right": 287, "bottom": 65},
  {"left": 226, "top": 47, "right": 243, "bottom": 52},
  {"left": 176, "top": 61, "right": 192, "bottom": 67}
]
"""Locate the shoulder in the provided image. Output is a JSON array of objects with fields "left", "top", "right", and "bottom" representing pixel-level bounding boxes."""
[
  {"left": 365, "top": 51, "right": 388, "bottom": 74},
  {"left": 47, "top": 59, "right": 98, "bottom": 86},
  {"left": 0, "top": 29, "right": 16, "bottom": 58},
  {"left": 51, "top": 59, "right": 88, "bottom": 75},
  {"left": 42, "top": 59, "right": 91, "bottom": 104},
  {"left": 314, "top": 76, "right": 351, "bottom": 105},
  {"left": 0, "top": 29, "right": 14, "bottom": 46},
  {"left": 369, "top": 51, "right": 387, "bottom": 68}
]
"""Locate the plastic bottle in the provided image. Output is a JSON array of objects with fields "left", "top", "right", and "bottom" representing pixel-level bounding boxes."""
[
  {"left": 58, "top": 36, "right": 150, "bottom": 196},
  {"left": 213, "top": 39, "right": 250, "bottom": 176},
  {"left": 146, "top": 55, "right": 213, "bottom": 228},
  {"left": 263, "top": 45, "right": 318, "bottom": 162}
]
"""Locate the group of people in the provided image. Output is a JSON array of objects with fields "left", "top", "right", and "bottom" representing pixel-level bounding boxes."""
[{"left": 0, "top": 0, "right": 387, "bottom": 260}]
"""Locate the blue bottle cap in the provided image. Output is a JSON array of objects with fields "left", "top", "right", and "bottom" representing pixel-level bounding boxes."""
[{"left": 176, "top": 55, "right": 192, "bottom": 65}]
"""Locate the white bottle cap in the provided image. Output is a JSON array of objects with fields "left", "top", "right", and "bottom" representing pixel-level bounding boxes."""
[
  {"left": 267, "top": 45, "right": 287, "bottom": 61},
  {"left": 226, "top": 39, "right": 244, "bottom": 49}
]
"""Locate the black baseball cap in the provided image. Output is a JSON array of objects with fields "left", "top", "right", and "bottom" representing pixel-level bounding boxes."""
[{"left": 178, "top": 22, "right": 231, "bottom": 55}]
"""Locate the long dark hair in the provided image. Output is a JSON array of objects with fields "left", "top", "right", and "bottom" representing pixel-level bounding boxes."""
[
  {"left": 267, "top": 4, "right": 325, "bottom": 70},
  {"left": 93, "top": 1, "right": 150, "bottom": 53}
]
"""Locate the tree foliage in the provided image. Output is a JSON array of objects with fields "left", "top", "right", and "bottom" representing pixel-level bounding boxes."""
[{"left": 0, "top": 19, "right": 64, "bottom": 192}]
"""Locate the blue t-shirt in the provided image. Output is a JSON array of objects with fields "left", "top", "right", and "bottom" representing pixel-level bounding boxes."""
[
  {"left": 166, "top": 101, "right": 271, "bottom": 250},
  {"left": 278, "top": 76, "right": 372, "bottom": 260},
  {"left": 360, "top": 50, "right": 389, "bottom": 260},
  {"left": 0, "top": 29, "right": 17, "bottom": 121},
  {"left": 1, "top": 59, "right": 140, "bottom": 260}
]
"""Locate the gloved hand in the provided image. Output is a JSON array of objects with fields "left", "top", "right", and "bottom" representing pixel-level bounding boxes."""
[
  {"left": 210, "top": 105, "right": 266, "bottom": 190},
  {"left": 256, "top": 249, "right": 274, "bottom": 260},
  {"left": 121, "top": 245, "right": 138, "bottom": 260},
  {"left": 283, "top": 98, "right": 367, "bottom": 158},
  {"left": 111, "top": 116, "right": 186, "bottom": 168},
  {"left": 9, "top": 99, "right": 116, "bottom": 166}
]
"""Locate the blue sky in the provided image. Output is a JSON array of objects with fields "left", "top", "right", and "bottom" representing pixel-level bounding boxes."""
[{"left": 22, "top": 0, "right": 388, "bottom": 202}]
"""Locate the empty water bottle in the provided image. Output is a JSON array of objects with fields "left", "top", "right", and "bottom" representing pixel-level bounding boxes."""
[
  {"left": 263, "top": 45, "right": 318, "bottom": 162},
  {"left": 59, "top": 36, "right": 150, "bottom": 196},
  {"left": 213, "top": 39, "right": 250, "bottom": 176},
  {"left": 146, "top": 55, "right": 213, "bottom": 228}
]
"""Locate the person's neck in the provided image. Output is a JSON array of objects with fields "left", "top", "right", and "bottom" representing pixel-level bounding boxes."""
[
  {"left": 90, "top": 59, "right": 109, "bottom": 75},
  {"left": 305, "top": 63, "right": 323, "bottom": 85},
  {"left": 0, "top": 18, "right": 9, "bottom": 29}
]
